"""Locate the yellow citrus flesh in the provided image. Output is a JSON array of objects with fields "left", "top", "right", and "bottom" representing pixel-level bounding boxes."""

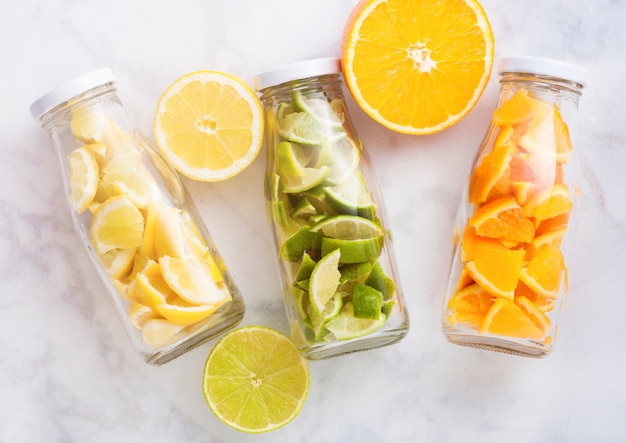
[
  {"left": 341, "top": 0, "right": 494, "bottom": 134},
  {"left": 67, "top": 147, "right": 99, "bottom": 213},
  {"left": 154, "top": 70, "right": 264, "bottom": 181},
  {"left": 202, "top": 326, "right": 310, "bottom": 434},
  {"left": 90, "top": 195, "right": 145, "bottom": 254}
]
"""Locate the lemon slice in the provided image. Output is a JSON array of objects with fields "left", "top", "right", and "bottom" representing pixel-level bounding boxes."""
[
  {"left": 99, "top": 247, "right": 137, "bottom": 279},
  {"left": 309, "top": 249, "right": 342, "bottom": 315},
  {"left": 90, "top": 195, "right": 145, "bottom": 254},
  {"left": 67, "top": 147, "right": 99, "bottom": 213},
  {"left": 70, "top": 106, "right": 106, "bottom": 143},
  {"left": 159, "top": 256, "right": 229, "bottom": 305},
  {"left": 156, "top": 296, "right": 223, "bottom": 326},
  {"left": 154, "top": 70, "right": 264, "bottom": 182},
  {"left": 141, "top": 318, "right": 185, "bottom": 348},
  {"left": 202, "top": 326, "right": 310, "bottom": 434}
]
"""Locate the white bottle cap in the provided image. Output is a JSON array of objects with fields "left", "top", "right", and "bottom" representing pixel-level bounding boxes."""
[
  {"left": 498, "top": 56, "right": 587, "bottom": 88},
  {"left": 29, "top": 68, "right": 116, "bottom": 120},
  {"left": 254, "top": 57, "right": 341, "bottom": 92}
]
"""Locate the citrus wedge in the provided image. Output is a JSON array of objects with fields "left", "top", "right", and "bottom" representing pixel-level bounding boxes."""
[
  {"left": 67, "top": 146, "right": 100, "bottom": 213},
  {"left": 90, "top": 195, "right": 145, "bottom": 254}
]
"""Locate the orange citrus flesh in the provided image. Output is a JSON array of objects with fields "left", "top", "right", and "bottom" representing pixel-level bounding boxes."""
[
  {"left": 447, "top": 88, "right": 576, "bottom": 341},
  {"left": 341, "top": 0, "right": 494, "bottom": 135}
]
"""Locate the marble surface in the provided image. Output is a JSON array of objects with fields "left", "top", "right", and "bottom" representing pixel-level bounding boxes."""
[{"left": 2, "top": 0, "right": 625, "bottom": 441}]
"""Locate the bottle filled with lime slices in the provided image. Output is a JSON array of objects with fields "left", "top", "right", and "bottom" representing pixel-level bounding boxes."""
[
  {"left": 30, "top": 69, "right": 245, "bottom": 365},
  {"left": 254, "top": 58, "right": 409, "bottom": 359},
  {"left": 442, "top": 57, "right": 587, "bottom": 357}
]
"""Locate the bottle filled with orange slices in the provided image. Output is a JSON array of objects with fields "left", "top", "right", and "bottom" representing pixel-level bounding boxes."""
[
  {"left": 30, "top": 69, "right": 245, "bottom": 365},
  {"left": 442, "top": 56, "right": 586, "bottom": 357},
  {"left": 254, "top": 58, "right": 409, "bottom": 360}
]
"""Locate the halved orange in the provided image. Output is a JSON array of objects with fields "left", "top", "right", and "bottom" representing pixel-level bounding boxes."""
[
  {"left": 468, "top": 196, "right": 535, "bottom": 244},
  {"left": 341, "top": 0, "right": 494, "bottom": 135},
  {"left": 519, "top": 245, "right": 564, "bottom": 298},
  {"left": 479, "top": 298, "right": 544, "bottom": 339},
  {"left": 447, "top": 283, "right": 494, "bottom": 329},
  {"left": 522, "top": 183, "right": 572, "bottom": 222}
]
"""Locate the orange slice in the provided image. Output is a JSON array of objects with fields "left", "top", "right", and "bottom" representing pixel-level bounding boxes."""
[
  {"left": 514, "top": 296, "right": 552, "bottom": 334},
  {"left": 519, "top": 245, "right": 564, "bottom": 298},
  {"left": 447, "top": 283, "right": 494, "bottom": 329},
  {"left": 492, "top": 89, "right": 536, "bottom": 126},
  {"left": 526, "top": 226, "right": 567, "bottom": 259},
  {"left": 341, "top": 0, "right": 494, "bottom": 135},
  {"left": 465, "top": 245, "right": 525, "bottom": 300},
  {"left": 522, "top": 183, "right": 572, "bottom": 222},
  {"left": 554, "top": 106, "right": 573, "bottom": 163},
  {"left": 468, "top": 196, "right": 535, "bottom": 244},
  {"left": 515, "top": 281, "right": 556, "bottom": 312},
  {"left": 460, "top": 226, "right": 503, "bottom": 263},
  {"left": 468, "top": 141, "right": 516, "bottom": 205},
  {"left": 479, "top": 298, "right": 545, "bottom": 339},
  {"left": 536, "top": 213, "right": 570, "bottom": 236},
  {"left": 455, "top": 267, "right": 475, "bottom": 291}
]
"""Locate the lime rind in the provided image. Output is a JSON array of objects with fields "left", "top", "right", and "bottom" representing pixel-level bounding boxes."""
[
  {"left": 326, "top": 302, "right": 386, "bottom": 341},
  {"left": 292, "top": 90, "right": 344, "bottom": 131},
  {"left": 324, "top": 173, "right": 377, "bottom": 219},
  {"left": 281, "top": 226, "right": 322, "bottom": 262},
  {"left": 321, "top": 236, "right": 383, "bottom": 264},
  {"left": 282, "top": 166, "right": 330, "bottom": 193},
  {"left": 309, "top": 214, "right": 383, "bottom": 240},
  {"left": 309, "top": 249, "right": 342, "bottom": 315},
  {"left": 352, "top": 283, "right": 383, "bottom": 320}
]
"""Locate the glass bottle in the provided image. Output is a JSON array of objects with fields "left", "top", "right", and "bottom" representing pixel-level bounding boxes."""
[
  {"left": 254, "top": 57, "right": 409, "bottom": 360},
  {"left": 30, "top": 68, "right": 244, "bottom": 365},
  {"left": 442, "top": 56, "right": 587, "bottom": 357}
]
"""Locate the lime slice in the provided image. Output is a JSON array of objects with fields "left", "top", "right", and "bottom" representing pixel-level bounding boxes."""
[
  {"left": 282, "top": 166, "right": 330, "bottom": 193},
  {"left": 202, "top": 326, "right": 310, "bottom": 434},
  {"left": 295, "top": 252, "right": 317, "bottom": 282},
  {"left": 340, "top": 261, "right": 374, "bottom": 283},
  {"left": 321, "top": 236, "right": 383, "bottom": 264},
  {"left": 277, "top": 104, "right": 346, "bottom": 146},
  {"left": 277, "top": 141, "right": 306, "bottom": 177},
  {"left": 326, "top": 302, "right": 386, "bottom": 340},
  {"left": 294, "top": 287, "right": 312, "bottom": 326},
  {"left": 324, "top": 173, "right": 376, "bottom": 219},
  {"left": 310, "top": 215, "right": 383, "bottom": 240},
  {"left": 352, "top": 283, "right": 383, "bottom": 320},
  {"left": 291, "top": 197, "right": 317, "bottom": 219},
  {"left": 325, "top": 137, "right": 361, "bottom": 186},
  {"left": 365, "top": 262, "right": 396, "bottom": 300},
  {"left": 280, "top": 226, "right": 322, "bottom": 262},
  {"left": 313, "top": 137, "right": 335, "bottom": 168},
  {"left": 309, "top": 248, "right": 341, "bottom": 315},
  {"left": 292, "top": 90, "right": 344, "bottom": 130},
  {"left": 307, "top": 292, "right": 343, "bottom": 340}
]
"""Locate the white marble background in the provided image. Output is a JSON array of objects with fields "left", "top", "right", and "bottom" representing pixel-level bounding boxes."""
[{"left": 1, "top": 0, "right": 625, "bottom": 442}]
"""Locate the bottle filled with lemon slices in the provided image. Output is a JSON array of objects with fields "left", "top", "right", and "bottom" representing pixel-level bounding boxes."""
[
  {"left": 442, "top": 56, "right": 587, "bottom": 357},
  {"left": 30, "top": 69, "right": 245, "bottom": 365},
  {"left": 254, "top": 58, "right": 409, "bottom": 360}
]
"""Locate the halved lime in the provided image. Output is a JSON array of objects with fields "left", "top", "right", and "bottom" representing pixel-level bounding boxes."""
[
  {"left": 321, "top": 236, "right": 383, "bottom": 264},
  {"left": 202, "top": 326, "right": 310, "bottom": 434},
  {"left": 309, "top": 248, "right": 341, "bottom": 315},
  {"left": 324, "top": 173, "right": 376, "bottom": 218},
  {"left": 352, "top": 283, "right": 383, "bottom": 320},
  {"left": 310, "top": 215, "right": 383, "bottom": 240},
  {"left": 281, "top": 226, "right": 322, "bottom": 262},
  {"left": 292, "top": 90, "right": 344, "bottom": 130},
  {"left": 326, "top": 302, "right": 386, "bottom": 340},
  {"left": 282, "top": 166, "right": 330, "bottom": 193}
]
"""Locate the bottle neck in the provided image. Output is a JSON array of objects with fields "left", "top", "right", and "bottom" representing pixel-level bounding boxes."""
[
  {"left": 258, "top": 74, "right": 343, "bottom": 103},
  {"left": 499, "top": 72, "right": 583, "bottom": 104},
  {"left": 39, "top": 83, "right": 119, "bottom": 133}
]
